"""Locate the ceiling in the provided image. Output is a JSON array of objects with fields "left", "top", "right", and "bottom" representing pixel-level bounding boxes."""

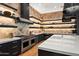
[{"left": 30, "top": 3, "right": 64, "bottom": 14}]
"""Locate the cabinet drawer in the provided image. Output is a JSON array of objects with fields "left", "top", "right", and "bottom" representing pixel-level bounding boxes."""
[
  {"left": 11, "top": 40, "right": 21, "bottom": 46},
  {"left": 0, "top": 46, "right": 21, "bottom": 56},
  {"left": 10, "top": 47, "right": 21, "bottom": 55},
  {"left": 0, "top": 51, "right": 11, "bottom": 56},
  {"left": 11, "top": 51, "right": 21, "bottom": 56},
  {"left": 0, "top": 40, "right": 21, "bottom": 47}
]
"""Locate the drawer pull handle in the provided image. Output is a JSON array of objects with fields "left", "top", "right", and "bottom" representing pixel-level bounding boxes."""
[
  {"left": 12, "top": 41, "right": 17, "bottom": 43},
  {"left": 12, "top": 52, "right": 19, "bottom": 55},
  {"left": 0, "top": 45, "right": 2, "bottom": 47},
  {"left": 12, "top": 46, "right": 17, "bottom": 48}
]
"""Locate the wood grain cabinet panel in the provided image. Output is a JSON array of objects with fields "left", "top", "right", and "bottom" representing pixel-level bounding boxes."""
[{"left": 3, "top": 3, "right": 20, "bottom": 11}]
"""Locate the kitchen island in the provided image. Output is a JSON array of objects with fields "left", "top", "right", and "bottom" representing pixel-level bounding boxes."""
[{"left": 38, "top": 35, "right": 79, "bottom": 56}]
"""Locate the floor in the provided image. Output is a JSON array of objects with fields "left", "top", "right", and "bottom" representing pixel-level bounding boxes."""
[{"left": 20, "top": 41, "right": 44, "bottom": 56}]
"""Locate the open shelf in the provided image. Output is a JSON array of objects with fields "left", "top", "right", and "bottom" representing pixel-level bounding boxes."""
[
  {"left": 0, "top": 3, "right": 17, "bottom": 11},
  {"left": 0, "top": 24, "right": 17, "bottom": 28},
  {"left": 0, "top": 13, "right": 18, "bottom": 20},
  {"left": 0, "top": 14, "right": 33, "bottom": 24},
  {"left": 41, "top": 22, "right": 75, "bottom": 25}
]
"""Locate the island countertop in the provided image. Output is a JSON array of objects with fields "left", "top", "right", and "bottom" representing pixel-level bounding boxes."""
[
  {"left": 0, "top": 37, "right": 21, "bottom": 44},
  {"left": 38, "top": 35, "right": 79, "bottom": 56}
]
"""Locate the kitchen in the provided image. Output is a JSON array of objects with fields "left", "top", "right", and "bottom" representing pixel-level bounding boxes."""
[{"left": 0, "top": 3, "right": 79, "bottom": 56}]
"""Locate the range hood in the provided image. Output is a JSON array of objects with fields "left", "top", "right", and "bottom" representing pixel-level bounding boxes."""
[{"left": 19, "top": 17, "right": 33, "bottom": 24}]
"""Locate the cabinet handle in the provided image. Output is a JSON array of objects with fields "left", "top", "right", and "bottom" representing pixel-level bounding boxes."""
[
  {"left": 12, "top": 51, "right": 19, "bottom": 55},
  {"left": 12, "top": 41, "right": 17, "bottom": 43},
  {"left": 12, "top": 46, "right": 17, "bottom": 48},
  {"left": 0, "top": 45, "right": 2, "bottom": 47}
]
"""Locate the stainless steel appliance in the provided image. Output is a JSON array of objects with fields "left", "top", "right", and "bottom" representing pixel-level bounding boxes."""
[
  {"left": 22, "top": 36, "right": 37, "bottom": 53},
  {"left": 16, "top": 35, "right": 37, "bottom": 53}
]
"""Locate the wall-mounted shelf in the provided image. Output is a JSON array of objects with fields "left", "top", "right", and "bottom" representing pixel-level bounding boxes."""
[
  {"left": 41, "top": 22, "right": 75, "bottom": 25},
  {"left": 0, "top": 13, "right": 18, "bottom": 20},
  {"left": 0, "top": 14, "right": 33, "bottom": 25},
  {"left": 0, "top": 3, "right": 17, "bottom": 11},
  {"left": 29, "top": 27, "right": 75, "bottom": 29},
  {"left": 30, "top": 16, "right": 42, "bottom": 22},
  {"left": 0, "top": 24, "right": 17, "bottom": 28}
]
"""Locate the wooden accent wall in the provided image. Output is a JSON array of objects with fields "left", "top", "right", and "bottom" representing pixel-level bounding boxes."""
[
  {"left": 29, "top": 6, "right": 43, "bottom": 35},
  {"left": 41, "top": 11, "right": 63, "bottom": 21},
  {"left": 29, "top": 5, "right": 76, "bottom": 34},
  {"left": 0, "top": 4, "right": 20, "bottom": 39},
  {"left": 29, "top": 6, "right": 41, "bottom": 20}
]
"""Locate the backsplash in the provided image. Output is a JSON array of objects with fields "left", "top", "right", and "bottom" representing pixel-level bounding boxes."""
[{"left": 14, "top": 23, "right": 30, "bottom": 36}]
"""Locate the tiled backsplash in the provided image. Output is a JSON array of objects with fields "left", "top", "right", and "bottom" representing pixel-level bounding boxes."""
[{"left": 14, "top": 23, "right": 30, "bottom": 36}]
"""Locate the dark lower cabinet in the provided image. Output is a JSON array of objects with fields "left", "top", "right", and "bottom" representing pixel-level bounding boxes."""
[
  {"left": 43, "top": 34, "right": 53, "bottom": 40},
  {"left": 36, "top": 34, "right": 53, "bottom": 43},
  {"left": 36, "top": 34, "right": 44, "bottom": 42},
  {"left": 0, "top": 39, "right": 21, "bottom": 56},
  {"left": 38, "top": 49, "right": 69, "bottom": 56}
]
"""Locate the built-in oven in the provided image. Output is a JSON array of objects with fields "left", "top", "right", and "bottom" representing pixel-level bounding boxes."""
[
  {"left": 30, "top": 37, "right": 37, "bottom": 46},
  {"left": 21, "top": 36, "right": 37, "bottom": 53},
  {"left": 21, "top": 38, "right": 30, "bottom": 53}
]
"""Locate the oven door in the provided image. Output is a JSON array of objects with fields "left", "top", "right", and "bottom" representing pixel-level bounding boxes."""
[
  {"left": 30, "top": 37, "right": 37, "bottom": 46},
  {"left": 21, "top": 40, "right": 30, "bottom": 53}
]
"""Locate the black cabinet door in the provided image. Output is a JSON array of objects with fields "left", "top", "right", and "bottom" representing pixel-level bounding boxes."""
[{"left": 0, "top": 39, "right": 21, "bottom": 56}]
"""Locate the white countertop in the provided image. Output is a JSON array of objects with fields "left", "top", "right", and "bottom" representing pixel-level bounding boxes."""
[
  {"left": 0, "top": 37, "right": 21, "bottom": 44},
  {"left": 38, "top": 35, "right": 79, "bottom": 56}
]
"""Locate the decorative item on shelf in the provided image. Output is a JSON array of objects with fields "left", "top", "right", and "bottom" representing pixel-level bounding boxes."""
[
  {"left": 0, "top": 11, "right": 18, "bottom": 20},
  {"left": 14, "top": 17, "right": 20, "bottom": 23},
  {"left": 12, "top": 12, "right": 15, "bottom": 17},
  {"left": 9, "top": 33, "right": 13, "bottom": 38},
  {"left": 0, "top": 11, "right": 2, "bottom": 15},
  {"left": 3, "top": 11, "right": 11, "bottom": 17}
]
